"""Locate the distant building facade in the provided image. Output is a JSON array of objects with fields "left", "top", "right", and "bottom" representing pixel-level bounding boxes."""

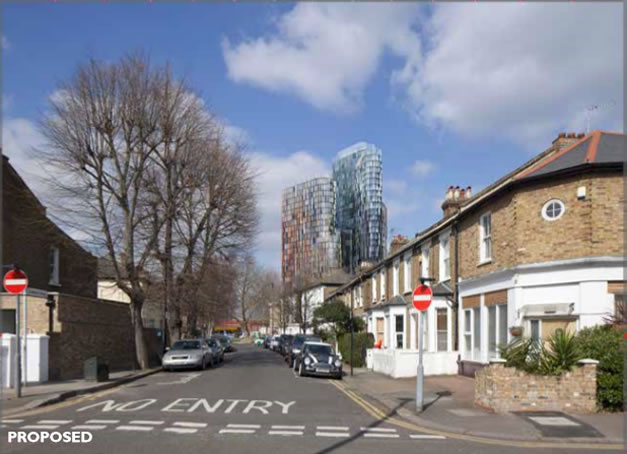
[
  {"left": 281, "top": 177, "right": 339, "bottom": 284},
  {"left": 333, "top": 142, "right": 387, "bottom": 272}
]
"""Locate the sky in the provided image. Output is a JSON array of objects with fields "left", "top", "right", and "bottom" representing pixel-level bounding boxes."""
[{"left": 2, "top": 2, "right": 623, "bottom": 271}]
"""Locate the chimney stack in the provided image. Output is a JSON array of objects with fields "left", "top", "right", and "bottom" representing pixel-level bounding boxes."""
[
  {"left": 389, "top": 234, "right": 410, "bottom": 256},
  {"left": 441, "top": 184, "right": 468, "bottom": 218},
  {"left": 552, "top": 131, "right": 584, "bottom": 151}
]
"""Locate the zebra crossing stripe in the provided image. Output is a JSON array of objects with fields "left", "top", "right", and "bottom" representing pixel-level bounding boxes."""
[
  {"left": 410, "top": 434, "right": 446, "bottom": 439},
  {"left": 316, "top": 431, "right": 350, "bottom": 438},
  {"left": 164, "top": 427, "right": 197, "bottom": 434},
  {"left": 72, "top": 425, "right": 107, "bottom": 430}
]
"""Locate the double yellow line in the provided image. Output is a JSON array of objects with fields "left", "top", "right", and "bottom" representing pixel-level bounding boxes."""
[{"left": 329, "top": 379, "right": 623, "bottom": 450}]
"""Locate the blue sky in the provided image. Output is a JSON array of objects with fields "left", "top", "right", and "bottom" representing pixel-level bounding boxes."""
[{"left": 2, "top": 2, "right": 623, "bottom": 270}]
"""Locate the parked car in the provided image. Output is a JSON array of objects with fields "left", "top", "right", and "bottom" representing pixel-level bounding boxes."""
[
  {"left": 279, "top": 334, "right": 294, "bottom": 357},
  {"left": 162, "top": 339, "right": 212, "bottom": 371},
  {"left": 270, "top": 335, "right": 280, "bottom": 351},
  {"left": 212, "top": 334, "right": 234, "bottom": 352},
  {"left": 206, "top": 337, "right": 224, "bottom": 363},
  {"left": 294, "top": 341, "right": 343, "bottom": 379},
  {"left": 263, "top": 336, "right": 272, "bottom": 349},
  {"left": 287, "top": 334, "right": 322, "bottom": 369}
]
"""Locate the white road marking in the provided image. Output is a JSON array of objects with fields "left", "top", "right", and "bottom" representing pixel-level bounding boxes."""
[
  {"left": 528, "top": 416, "right": 581, "bottom": 427},
  {"left": 172, "top": 422, "right": 207, "bottom": 428},
  {"left": 72, "top": 425, "right": 107, "bottom": 430},
  {"left": 317, "top": 425, "right": 349, "bottom": 431},
  {"left": 20, "top": 425, "right": 60, "bottom": 430},
  {"left": 226, "top": 424, "right": 260, "bottom": 429},
  {"left": 1, "top": 419, "right": 24, "bottom": 424},
  {"left": 116, "top": 425, "right": 154, "bottom": 432},
  {"left": 363, "top": 433, "right": 400, "bottom": 438},
  {"left": 410, "top": 434, "right": 447, "bottom": 439},
  {"left": 268, "top": 430, "right": 303, "bottom": 436},
  {"left": 164, "top": 427, "right": 198, "bottom": 434},
  {"left": 86, "top": 419, "right": 120, "bottom": 424},
  {"left": 129, "top": 420, "right": 165, "bottom": 425},
  {"left": 316, "top": 431, "right": 350, "bottom": 438},
  {"left": 219, "top": 429, "right": 256, "bottom": 434},
  {"left": 37, "top": 420, "right": 72, "bottom": 424},
  {"left": 271, "top": 425, "right": 305, "bottom": 430},
  {"left": 360, "top": 427, "right": 397, "bottom": 433}
]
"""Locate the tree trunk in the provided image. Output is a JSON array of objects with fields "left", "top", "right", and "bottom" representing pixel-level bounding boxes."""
[{"left": 131, "top": 301, "right": 150, "bottom": 369}]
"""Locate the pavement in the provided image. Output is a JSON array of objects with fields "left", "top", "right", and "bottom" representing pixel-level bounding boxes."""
[
  {"left": 0, "top": 344, "right": 623, "bottom": 454},
  {"left": 340, "top": 366, "right": 625, "bottom": 444},
  {"left": 0, "top": 368, "right": 161, "bottom": 416}
]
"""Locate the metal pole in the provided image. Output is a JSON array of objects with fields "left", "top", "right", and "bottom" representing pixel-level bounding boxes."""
[
  {"left": 14, "top": 293, "right": 21, "bottom": 398},
  {"left": 22, "top": 291, "right": 27, "bottom": 386},
  {"left": 416, "top": 310, "right": 424, "bottom": 413},
  {"left": 350, "top": 294, "right": 354, "bottom": 377}
]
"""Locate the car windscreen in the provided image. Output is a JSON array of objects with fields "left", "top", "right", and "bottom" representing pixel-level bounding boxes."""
[
  {"left": 305, "top": 336, "right": 322, "bottom": 343},
  {"left": 171, "top": 340, "right": 201, "bottom": 350},
  {"left": 292, "top": 336, "right": 305, "bottom": 347},
  {"left": 306, "top": 345, "right": 332, "bottom": 356}
]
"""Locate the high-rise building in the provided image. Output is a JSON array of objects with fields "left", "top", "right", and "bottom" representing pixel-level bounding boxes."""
[
  {"left": 281, "top": 177, "right": 339, "bottom": 284},
  {"left": 281, "top": 142, "right": 387, "bottom": 284},
  {"left": 333, "top": 142, "right": 386, "bottom": 272}
]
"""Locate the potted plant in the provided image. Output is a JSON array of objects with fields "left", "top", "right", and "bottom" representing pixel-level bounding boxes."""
[{"left": 509, "top": 326, "right": 523, "bottom": 337}]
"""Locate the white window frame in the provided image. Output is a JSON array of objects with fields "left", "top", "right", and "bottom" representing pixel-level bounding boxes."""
[
  {"left": 380, "top": 269, "right": 386, "bottom": 300},
  {"left": 421, "top": 246, "right": 429, "bottom": 279},
  {"left": 542, "top": 199, "right": 565, "bottom": 221},
  {"left": 394, "top": 313, "right": 404, "bottom": 349},
  {"left": 358, "top": 286, "right": 363, "bottom": 308},
  {"left": 372, "top": 275, "right": 377, "bottom": 303},
  {"left": 439, "top": 234, "right": 450, "bottom": 281},
  {"left": 488, "top": 303, "right": 508, "bottom": 359},
  {"left": 49, "top": 247, "right": 60, "bottom": 286},
  {"left": 463, "top": 306, "right": 482, "bottom": 361},
  {"left": 435, "top": 307, "right": 449, "bottom": 352},
  {"left": 528, "top": 318, "right": 542, "bottom": 344},
  {"left": 393, "top": 259, "right": 400, "bottom": 296},
  {"left": 403, "top": 253, "right": 412, "bottom": 293},
  {"left": 479, "top": 213, "right": 492, "bottom": 263}
]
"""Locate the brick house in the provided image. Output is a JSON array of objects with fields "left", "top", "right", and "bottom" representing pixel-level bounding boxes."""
[
  {"left": 1, "top": 156, "right": 141, "bottom": 380},
  {"left": 326, "top": 131, "right": 625, "bottom": 378}
]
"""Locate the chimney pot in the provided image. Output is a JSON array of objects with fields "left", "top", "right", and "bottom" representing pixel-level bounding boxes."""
[
  {"left": 558, "top": 132, "right": 566, "bottom": 138},
  {"left": 577, "top": 132, "right": 585, "bottom": 138},
  {"left": 568, "top": 132, "right": 576, "bottom": 138},
  {"left": 466, "top": 186, "right": 472, "bottom": 198}
]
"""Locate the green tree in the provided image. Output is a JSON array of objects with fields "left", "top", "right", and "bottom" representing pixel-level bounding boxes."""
[{"left": 313, "top": 299, "right": 364, "bottom": 341}]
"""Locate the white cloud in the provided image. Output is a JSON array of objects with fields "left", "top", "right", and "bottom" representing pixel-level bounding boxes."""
[
  {"left": 386, "top": 179, "right": 408, "bottom": 194},
  {"left": 222, "top": 3, "right": 422, "bottom": 113},
  {"left": 410, "top": 160, "right": 435, "bottom": 177},
  {"left": 224, "top": 3, "right": 622, "bottom": 146},
  {"left": 2, "top": 35, "right": 10, "bottom": 50},
  {"left": 248, "top": 150, "right": 330, "bottom": 268},
  {"left": 397, "top": 2, "right": 623, "bottom": 147},
  {"left": 2, "top": 117, "right": 50, "bottom": 198}
]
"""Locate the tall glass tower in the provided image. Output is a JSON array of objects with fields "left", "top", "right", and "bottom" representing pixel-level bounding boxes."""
[
  {"left": 281, "top": 177, "right": 339, "bottom": 284},
  {"left": 333, "top": 142, "right": 387, "bottom": 272}
]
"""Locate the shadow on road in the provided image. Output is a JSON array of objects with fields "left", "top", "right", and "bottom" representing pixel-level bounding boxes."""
[{"left": 313, "top": 397, "right": 411, "bottom": 454}]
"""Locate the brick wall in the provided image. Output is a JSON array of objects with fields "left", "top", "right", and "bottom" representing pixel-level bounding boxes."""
[
  {"left": 475, "top": 360, "right": 598, "bottom": 413},
  {"left": 2, "top": 158, "right": 98, "bottom": 298},
  {"left": 458, "top": 170, "right": 624, "bottom": 280}
]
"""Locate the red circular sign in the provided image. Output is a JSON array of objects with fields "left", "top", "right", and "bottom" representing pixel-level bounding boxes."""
[
  {"left": 3, "top": 269, "right": 28, "bottom": 294},
  {"left": 412, "top": 284, "right": 432, "bottom": 311}
]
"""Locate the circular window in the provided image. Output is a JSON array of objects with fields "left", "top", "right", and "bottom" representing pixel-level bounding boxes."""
[{"left": 542, "top": 199, "right": 565, "bottom": 221}]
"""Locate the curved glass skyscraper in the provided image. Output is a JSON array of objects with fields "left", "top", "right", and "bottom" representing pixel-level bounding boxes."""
[
  {"left": 281, "top": 177, "right": 339, "bottom": 284},
  {"left": 281, "top": 143, "right": 387, "bottom": 283},
  {"left": 333, "top": 142, "right": 386, "bottom": 272}
]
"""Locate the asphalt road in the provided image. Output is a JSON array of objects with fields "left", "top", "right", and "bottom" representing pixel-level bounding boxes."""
[{"left": 0, "top": 344, "right": 613, "bottom": 454}]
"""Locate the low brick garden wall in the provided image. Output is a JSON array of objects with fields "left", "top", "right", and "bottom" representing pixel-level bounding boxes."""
[{"left": 475, "top": 359, "right": 598, "bottom": 413}]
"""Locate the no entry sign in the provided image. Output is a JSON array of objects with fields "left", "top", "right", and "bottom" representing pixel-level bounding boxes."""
[
  {"left": 412, "top": 284, "right": 432, "bottom": 312},
  {"left": 3, "top": 269, "right": 28, "bottom": 294}
]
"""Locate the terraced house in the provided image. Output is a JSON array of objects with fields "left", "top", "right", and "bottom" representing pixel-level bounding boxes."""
[{"left": 326, "top": 130, "right": 625, "bottom": 378}]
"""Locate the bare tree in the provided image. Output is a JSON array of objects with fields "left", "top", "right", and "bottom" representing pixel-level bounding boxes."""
[
  {"left": 40, "top": 54, "right": 167, "bottom": 368},
  {"left": 234, "top": 258, "right": 277, "bottom": 336},
  {"left": 291, "top": 273, "right": 315, "bottom": 334}
]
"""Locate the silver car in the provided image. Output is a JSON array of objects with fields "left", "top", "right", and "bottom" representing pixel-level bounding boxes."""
[{"left": 162, "top": 339, "right": 212, "bottom": 371}]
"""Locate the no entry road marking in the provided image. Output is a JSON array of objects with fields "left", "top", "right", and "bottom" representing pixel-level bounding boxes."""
[
  {"left": 271, "top": 425, "right": 305, "bottom": 430},
  {"left": 85, "top": 419, "right": 119, "bottom": 424},
  {"left": 317, "top": 425, "right": 349, "bottom": 431},
  {"left": 172, "top": 422, "right": 207, "bottom": 428},
  {"left": 363, "top": 433, "right": 400, "bottom": 438},
  {"left": 219, "top": 429, "right": 255, "bottom": 434},
  {"left": 1, "top": 420, "right": 24, "bottom": 424},
  {"left": 116, "top": 425, "right": 154, "bottom": 432},
  {"left": 360, "top": 427, "right": 397, "bottom": 432},
  {"left": 410, "top": 434, "right": 447, "bottom": 439},
  {"left": 20, "top": 425, "right": 60, "bottom": 430},
  {"left": 37, "top": 420, "right": 71, "bottom": 424},
  {"left": 316, "top": 431, "right": 350, "bottom": 438},
  {"left": 268, "top": 430, "right": 303, "bottom": 436},
  {"left": 72, "top": 425, "right": 107, "bottom": 430},
  {"left": 226, "top": 424, "right": 260, "bottom": 429},
  {"left": 129, "top": 420, "right": 165, "bottom": 425},
  {"left": 164, "top": 427, "right": 198, "bottom": 434}
]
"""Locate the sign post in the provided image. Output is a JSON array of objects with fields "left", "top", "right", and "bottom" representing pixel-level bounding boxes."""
[
  {"left": 412, "top": 284, "right": 433, "bottom": 413},
  {"left": 4, "top": 268, "right": 28, "bottom": 398}
]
